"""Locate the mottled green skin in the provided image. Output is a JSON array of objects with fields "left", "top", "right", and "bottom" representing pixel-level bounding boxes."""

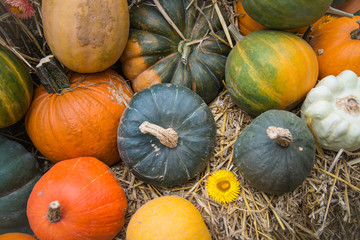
[
  {"left": 0, "top": 135, "right": 41, "bottom": 234},
  {"left": 124, "top": 0, "right": 231, "bottom": 103},
  {"left": 241, "top": 0, "right": 333, "bottom": 29},
  {"left": 234, "top": 110, "right": 315, "bottom": 195},
  {"left": 0, "top": 45, "right": 33, "bottom": 128},
  {"left": 117, "top": 84, "right": 216, "bottom": 187},
  {"left": 225, "top": 30, "right": 316, "bottom": 117}
]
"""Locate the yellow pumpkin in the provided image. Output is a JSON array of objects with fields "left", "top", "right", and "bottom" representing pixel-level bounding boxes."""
[
  {"left": 126, "top": 196, "right": 211, "bottom": 240},
  {"left": 41, "top": 0, "right": 129, "bottom": 73}
]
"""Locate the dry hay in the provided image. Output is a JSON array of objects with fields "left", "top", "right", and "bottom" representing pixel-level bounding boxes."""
[{"left": 0, "top": 1, "right": 359, "bottom": 240}]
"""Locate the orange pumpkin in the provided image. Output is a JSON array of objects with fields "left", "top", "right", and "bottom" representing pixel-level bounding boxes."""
[
  {"left": 27, "top": 157, "right": 127, "bottom": 240},
  {"left": 0, "top": 233, "right": 37, "bottom": 240},
  {"left": 126, "top": 196, "right": 211, "bottom": 240},
  {"left": 310, "top": 16, "right": 360, "bottom": 78},
  {"left": 25, "top": 65, "right": 133, "bottom": 166},
  {"left": 41, "top": 0, "right": 129, "bottom": 73}
]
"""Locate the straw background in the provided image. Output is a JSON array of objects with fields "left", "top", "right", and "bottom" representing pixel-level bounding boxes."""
[{"left": 0, "top": 1, "right": 359, "bottom": 239}]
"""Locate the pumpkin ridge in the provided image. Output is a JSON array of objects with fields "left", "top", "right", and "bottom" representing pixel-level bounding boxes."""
[
  {"left": 190, "top": 54, "right": 222, "bottom": 89},
  {"left": 175, "top": 103, "right": 208, "bottom": 131},
  {"left": 229, "top": 40, "right": 281, "bottom": 110},
  {"left": 132, "top": 150, "right": 161, "bottom": 170},
  {"left": 173, "top": 149, "right": 191, "bottom": 178},
  {"left": 0, "top": 90, "right": 17, "bottom": 123}
]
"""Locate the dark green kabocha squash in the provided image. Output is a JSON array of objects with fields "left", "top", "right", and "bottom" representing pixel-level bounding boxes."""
[
  {"left": 0, "top": 135, "right": 41, "bottom": 234},
  {"left": 120, "top": 0, "right": 231, "bottom": 104},
  {"left": 234, "top": 110, "right": 316, "bottom": 195},
  {"left": 117, "top": 84, "right": 216, "bottom": 187}
]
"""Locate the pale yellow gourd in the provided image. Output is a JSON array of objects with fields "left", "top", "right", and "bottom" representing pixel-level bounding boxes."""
[{"left": 301, "top": 70, "right": 360, "bottom": 151}]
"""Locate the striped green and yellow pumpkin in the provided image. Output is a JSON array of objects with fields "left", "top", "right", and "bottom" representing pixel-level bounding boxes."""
[
  {"left": 225, "top": 30, "right": 319, "bottom": 116},
  {"left": 0, "top": 45, "right": 33, "bottom": 128},
  {"left": 241, "top": 0, "right": 333, "bottom": 29}
]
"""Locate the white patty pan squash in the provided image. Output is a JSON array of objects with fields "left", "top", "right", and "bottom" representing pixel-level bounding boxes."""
[{"left": 301, "top": 70, "right": 360, "bottom": 152}]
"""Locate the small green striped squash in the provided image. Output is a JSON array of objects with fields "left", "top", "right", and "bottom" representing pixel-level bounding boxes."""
[
  {"left": 225, "top": 30, "right": 318, "bottom": 116},
  {"left": 241, "top": 0, "right": 333, "bottom": 29},
  {"left": 0, "top": 45, "right": 33, "bottom": 128}
]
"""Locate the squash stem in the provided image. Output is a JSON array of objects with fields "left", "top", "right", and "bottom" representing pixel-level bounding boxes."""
[
  {"left": 139, "top": 121, "right": 178, "bottom": 148},
  {"left": 266, "top": 126, "right": 292, "bottom": 147},
  {"left": 327, "top": 6, "right": 353, "bottom": 18},
  {"left": 179, "top": 41, "right": 191, "bottom": 65},
  {"left": 46, "top": 200, "right": 61, "bottom": 223},
  {"left": 350, "top": 21, "right": 360, "bottom": 40},
  {"left": 36, "top": 55, "right": 70, "bottom": 94},
  {"left": 227, "top": 24, "right": 244, "bottom": 43}
]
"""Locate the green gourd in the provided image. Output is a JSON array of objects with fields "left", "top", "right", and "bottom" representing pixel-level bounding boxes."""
[
  {"left": 120, "top": 0, "right": 231, "bottom": 103},
  {"left": 0, "top": 45, "right": 33, "bottom": 128},
  {"left": 234, "top": 110, "right": 315, "bottom": 195},
  {"left": 117, "top": 84, "right": 216, "bottom": 187},
  {"left": 0, "top": 135, "right": 41, "bottom": 234},
  {"left": 241, "top": 0, "right": 333, "bottom": 29}
]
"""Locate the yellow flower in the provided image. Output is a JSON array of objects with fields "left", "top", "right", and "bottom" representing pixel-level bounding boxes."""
[{"left": 206, "top": 169, "right": 240, "bottom": 204}]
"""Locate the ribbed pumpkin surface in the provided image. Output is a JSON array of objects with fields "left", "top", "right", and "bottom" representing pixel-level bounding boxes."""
[
  {"left": 225, "top": 30, "right": 318, "bottom": 116},
  {"left": 310, "top": 16, "right": 360, "bottom": 79},
  {"left": 25, "top": 69, "right": 133, "bottom": 165},
  {"left": 0, "top": 45, "right": 33, "bottom": 128},
  {"left": 41, "top": 0, "right": 129, "bottom": 73},
  {"left": 120, "top": 0, "right": 231, "bottom": 103},
  {"left": 117, "top": 84, "right": 216, "bottom": 187},
  {"left": 241, "top": 0, "right": 332, "bottom": 29},
  {"left": 0, "top": 135, "right": 41, "bottom": 234}
]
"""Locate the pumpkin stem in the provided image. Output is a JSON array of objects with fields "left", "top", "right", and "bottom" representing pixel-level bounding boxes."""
[
  {"left": 266, "top": 126, "right": 292, "bottom": 147},
  {"left": 139, "top": 121, "right": 178, "bottom": 148},
  {"left": 228, "top": 24, "right": 244, "bottom": 43},
  {"left": 36, "top": 55, "right": 70, "bottom": 94},
  {"left": 178, "top": 40, "right": 191, "bottom": 65},
  {"left": 327, "top": 6, "right": 353, "bottom": 18},
  {"left": 46, "top": 200, "right": 61, "bottom": 223},
  {"left": 350, "top": 21, "right": 360, "bottom": 40},
  {"left": 336, "top": 95, "right": 359, "bottom": 117}
]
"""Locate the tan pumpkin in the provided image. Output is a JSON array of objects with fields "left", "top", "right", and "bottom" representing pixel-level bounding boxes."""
[{"left": 41, "top": 0, "right": 129, "bottom": 73}]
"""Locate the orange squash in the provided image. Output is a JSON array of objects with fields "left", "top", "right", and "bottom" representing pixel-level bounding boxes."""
[
  {"left": 0, "top": 233, "right": 37, "bottom": 240},
  {"left": 27, "top": 157, "right": 127, "bottom": 240},
  {"left": 310, "top": 16, "right": 360, "bottom": 78},
  {"left": 0, "top": 233, "right": 36, "bottom": 240},
  {"left": 25, "top": 57, "right": 133, "bottom": 165},
  {"left": 41, "top": 0, "right": 129, "bottom": 73},
  {"left": 126, "top": 196, "right": 211, "bottom": 240}
]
